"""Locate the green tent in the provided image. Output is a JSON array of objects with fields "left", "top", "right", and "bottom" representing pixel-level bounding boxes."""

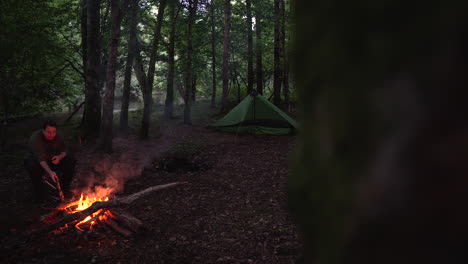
[{"left": 212, "top": 92, "right": 298, "bottom": 135}]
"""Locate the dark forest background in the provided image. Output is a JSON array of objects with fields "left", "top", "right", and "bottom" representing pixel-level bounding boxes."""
[
  {"left": 0, "top": 0, "right": 294, "bottom": 150},
  {"left": 3, "top": 0, "right": 468, "bottom": 263}
]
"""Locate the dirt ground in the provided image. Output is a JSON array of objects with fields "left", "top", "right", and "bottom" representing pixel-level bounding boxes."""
[{"left": 0, "top": 102, "right": 302, "bottom": 264}]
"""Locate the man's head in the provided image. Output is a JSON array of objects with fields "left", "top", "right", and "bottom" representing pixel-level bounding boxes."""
[{"left": 42, "top": 120, "right": 57, "bottom": 141}]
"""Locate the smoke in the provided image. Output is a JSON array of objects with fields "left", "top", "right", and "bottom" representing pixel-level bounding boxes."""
[
  {"left": 70, "top": 120, "right": 188, "bottom": 199},
  {"left": 73, "top": 135, "right": 163, "bottom": 199}
]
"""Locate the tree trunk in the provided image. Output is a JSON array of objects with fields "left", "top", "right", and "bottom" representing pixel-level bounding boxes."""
[
  {"left": 80, "top": 0, "right": 87, "bottom": 127},
  {"left": 164, "top": 0, "right": 177, "bottom": 118},
  {"left": 255, "top": 1, "right": 263, "bottom": 95},
  {"left": 98, "top": 2, "right": 111, "bottom": 109},
  {"left": 183, "top": 0, "right": 199, "bottom": 125},
  {"left": 83, "top": 0, "right": 102, "bottom": 137},
  {"left": 273, "top": 0, "right": 282, "bottom": 106},
  {"left": 210, "top": 0, "right": 217, "bottom": 108},
  {"left": 221, "top": 0, "right": 231, "bottom": 112},
  {"left": 246, "top": 0, "right": 254, "bottom": 94},
  {"left": 291, "top": 1, "right": 468, "bottom": 263},
  {"left": 99, "top": 0, "right": 129, "bottom": 153},
  {"left": 141, "top": 0, "right": 167, "bottom": 139},
  {"left": 133, "top": 46, "right": 147, "bottom": 95},
  {"left": 281, "top": 0, "right": 289, "bottom": 108},
  {"left": 80, "top": 0, "right": 87, "bottom": 83},
  {"left": 236, "top": 74, "right": 241, "bottom": 103},
  {"left": 191, "top": 74, "right": 197, "bottom": 102},
  {"left": 120, "top": 0, "right": 139, "bottom": 132}
]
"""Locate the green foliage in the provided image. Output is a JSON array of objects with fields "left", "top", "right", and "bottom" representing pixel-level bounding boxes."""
[
  {"left": 0, "top": 0, "right": 83, "bottom": 119},
  {"left": 0, "top": 0, "right": 294, "bottom": 119}
]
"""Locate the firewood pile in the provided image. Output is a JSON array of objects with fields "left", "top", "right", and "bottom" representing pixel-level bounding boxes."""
[
  {"left": 33, "top": 182, "right": 188, "bottom": 239},
  {"left": 42, "top": 204, "right": 145, "bottom": 237}
]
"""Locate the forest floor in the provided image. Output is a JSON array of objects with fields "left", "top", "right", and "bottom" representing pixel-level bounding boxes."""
[{"left": 0, "top": 101, "right": 302, "bottom": 264}]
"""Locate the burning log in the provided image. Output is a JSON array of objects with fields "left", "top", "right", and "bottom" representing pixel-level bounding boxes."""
[{"left": 10, "top": 181, "right": 187, "bottom": 247}]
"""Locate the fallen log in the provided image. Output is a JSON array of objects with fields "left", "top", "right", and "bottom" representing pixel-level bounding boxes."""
[
  {"left": 107, "top": 208, "right": 145, "bottom": 233},
  {"left": 6, "top": 181, "right": 188, "bottom": 248},
  {"left": 106, "top": 217, "right": 133, "bottom": 237}
]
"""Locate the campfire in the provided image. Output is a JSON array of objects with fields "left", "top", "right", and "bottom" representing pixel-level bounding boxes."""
[
  {"left": 38, "top": 182, "right": 187, "bottom": 237},
  {"left": 51, "top": 193, "right": 111, "bottom": 232}
]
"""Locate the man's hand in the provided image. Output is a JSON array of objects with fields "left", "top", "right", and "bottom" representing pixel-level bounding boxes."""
[
  {"left": 49, "top": 171, "right": 59, "bottom": 183},
  {"left": 51, "top": 155, "right": 60, "bottom": 165}
]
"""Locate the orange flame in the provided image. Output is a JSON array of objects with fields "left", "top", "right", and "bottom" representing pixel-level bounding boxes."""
[{"left": 60, "top": 193, "right": 110, "bottom": 231}]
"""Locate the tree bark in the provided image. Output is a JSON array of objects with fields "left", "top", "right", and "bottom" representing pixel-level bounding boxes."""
[
  {"left": 83, "top": 0, "right": 102, "bottom": 137},
  {"left": 291, "top": 1, "right": 468, "bottom": 262},
  {"left": 210, "top": 0, "right": 217, "bottom": 108},
  {"left": 183, "top": 0, "right": 199, "bottom": 125},
  {"left": 80, "top": 0, "right": 87, "bottom": 82},
  {"left": 221, "top": 0, "right": 231, "bottom": 112},
  {"left": 99, "top": 0, "right": 130, "bottom": 153},
  {"left": 254, "top": 1, "right": 263, "bottom": 95},
  {"left": 120, "top": 0, "right": 139, "bottom": 132},
  {"left": 191, "top": 74, "right": 197, "bottom": 102},
  {"left": 141, "top": 0, "right": 167, "bottom": 139},
  {"left": 281, "top": 0, "right": 289, "bottom": 108},
  {"left": 273, "top": 0, "right": 283, "bottom": 106},
  {"left": 246, "top": 0, "right": 254, "bottom": 94},
  {"left": 133, "top": 46, "right": 148, "bottom": 95},
  {"left": 78, "top": 0, "right": 87, "bottom": 128},
  {"left": 164, "top": 0, "right": 177, "bottom": 118},
  {"left": 98, "top": 2, "right": 111, "bottom": 110},
  {"left": 108, "top": 208, "right": 145, "bottom": 233}
]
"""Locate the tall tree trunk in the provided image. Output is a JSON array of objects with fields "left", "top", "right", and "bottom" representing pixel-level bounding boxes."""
[
  {"left": 283, "top": 55, "right": 290, "bottom": 108},
  {"left": 120, "top": 0, "right": 139, "bottom": 132},
  {"left": 273, "top": 0, "right": 283, "bottom": 106},
  {"left": 80, "top": 0, "right": 88, "bottom": 126},
  {"left": 80, "top": 0, "right": 87, "bottom": 82},
  {"left": 281, "top": 0, "right": 289, "bottom": 108},
  {"left": 255, "top": 1, "right": 263, "bottom": 95},
  {"left": 141, "top": 0, "right": 167, "bottom": 139},
  {"left": 191, "top": 74, "right": 197, "bottom": 102},
  {"left": 99, "top": 0, "right": 129, "bottom": 153},
  {"left": 183, "top": 0, "right": 198, "bottom": 125},
  {"left": 291, "top": 1, "right": 468, "bottom": 263},
  {"left": 236, "top": 74, "right": 241, "bottom": 103},
  {"left": 221, "top": 0, "right": 231, "bottom": 112},
  {"left": 210, "top": 0, "right": 217, "bottom": 108},
  {"left": 164, "top": 0, "right": 177, "bottom": 118},
  {"left": 133, "top": 44, "right": 147, "bottom": 95},
  {"left": 99, "top": 2, "right": 111, "bottom": 106},
  {"left": 83, "top": 0, "right": 102, "bottom": 137},
  {"left": 246, "top": 0, "right": 254, "bottom": 94}
]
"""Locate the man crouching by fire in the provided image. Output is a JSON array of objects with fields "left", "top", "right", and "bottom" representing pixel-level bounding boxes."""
[{"left": 24, "top": 119, "right": 76, "bottom": 204}]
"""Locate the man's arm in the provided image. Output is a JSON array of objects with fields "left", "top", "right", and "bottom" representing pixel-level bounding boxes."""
[
  {"left": 39, "top": 161, "right": 59, "bottom": 183},
  {"left": 53, "top": 132, "right": 67, "bottom": 164},
  {"left": 51, "top": 132, "right": 67, "bottom": 165},
  {"left": 52, "top": 151, "right": 67, "bottom": 163}
]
